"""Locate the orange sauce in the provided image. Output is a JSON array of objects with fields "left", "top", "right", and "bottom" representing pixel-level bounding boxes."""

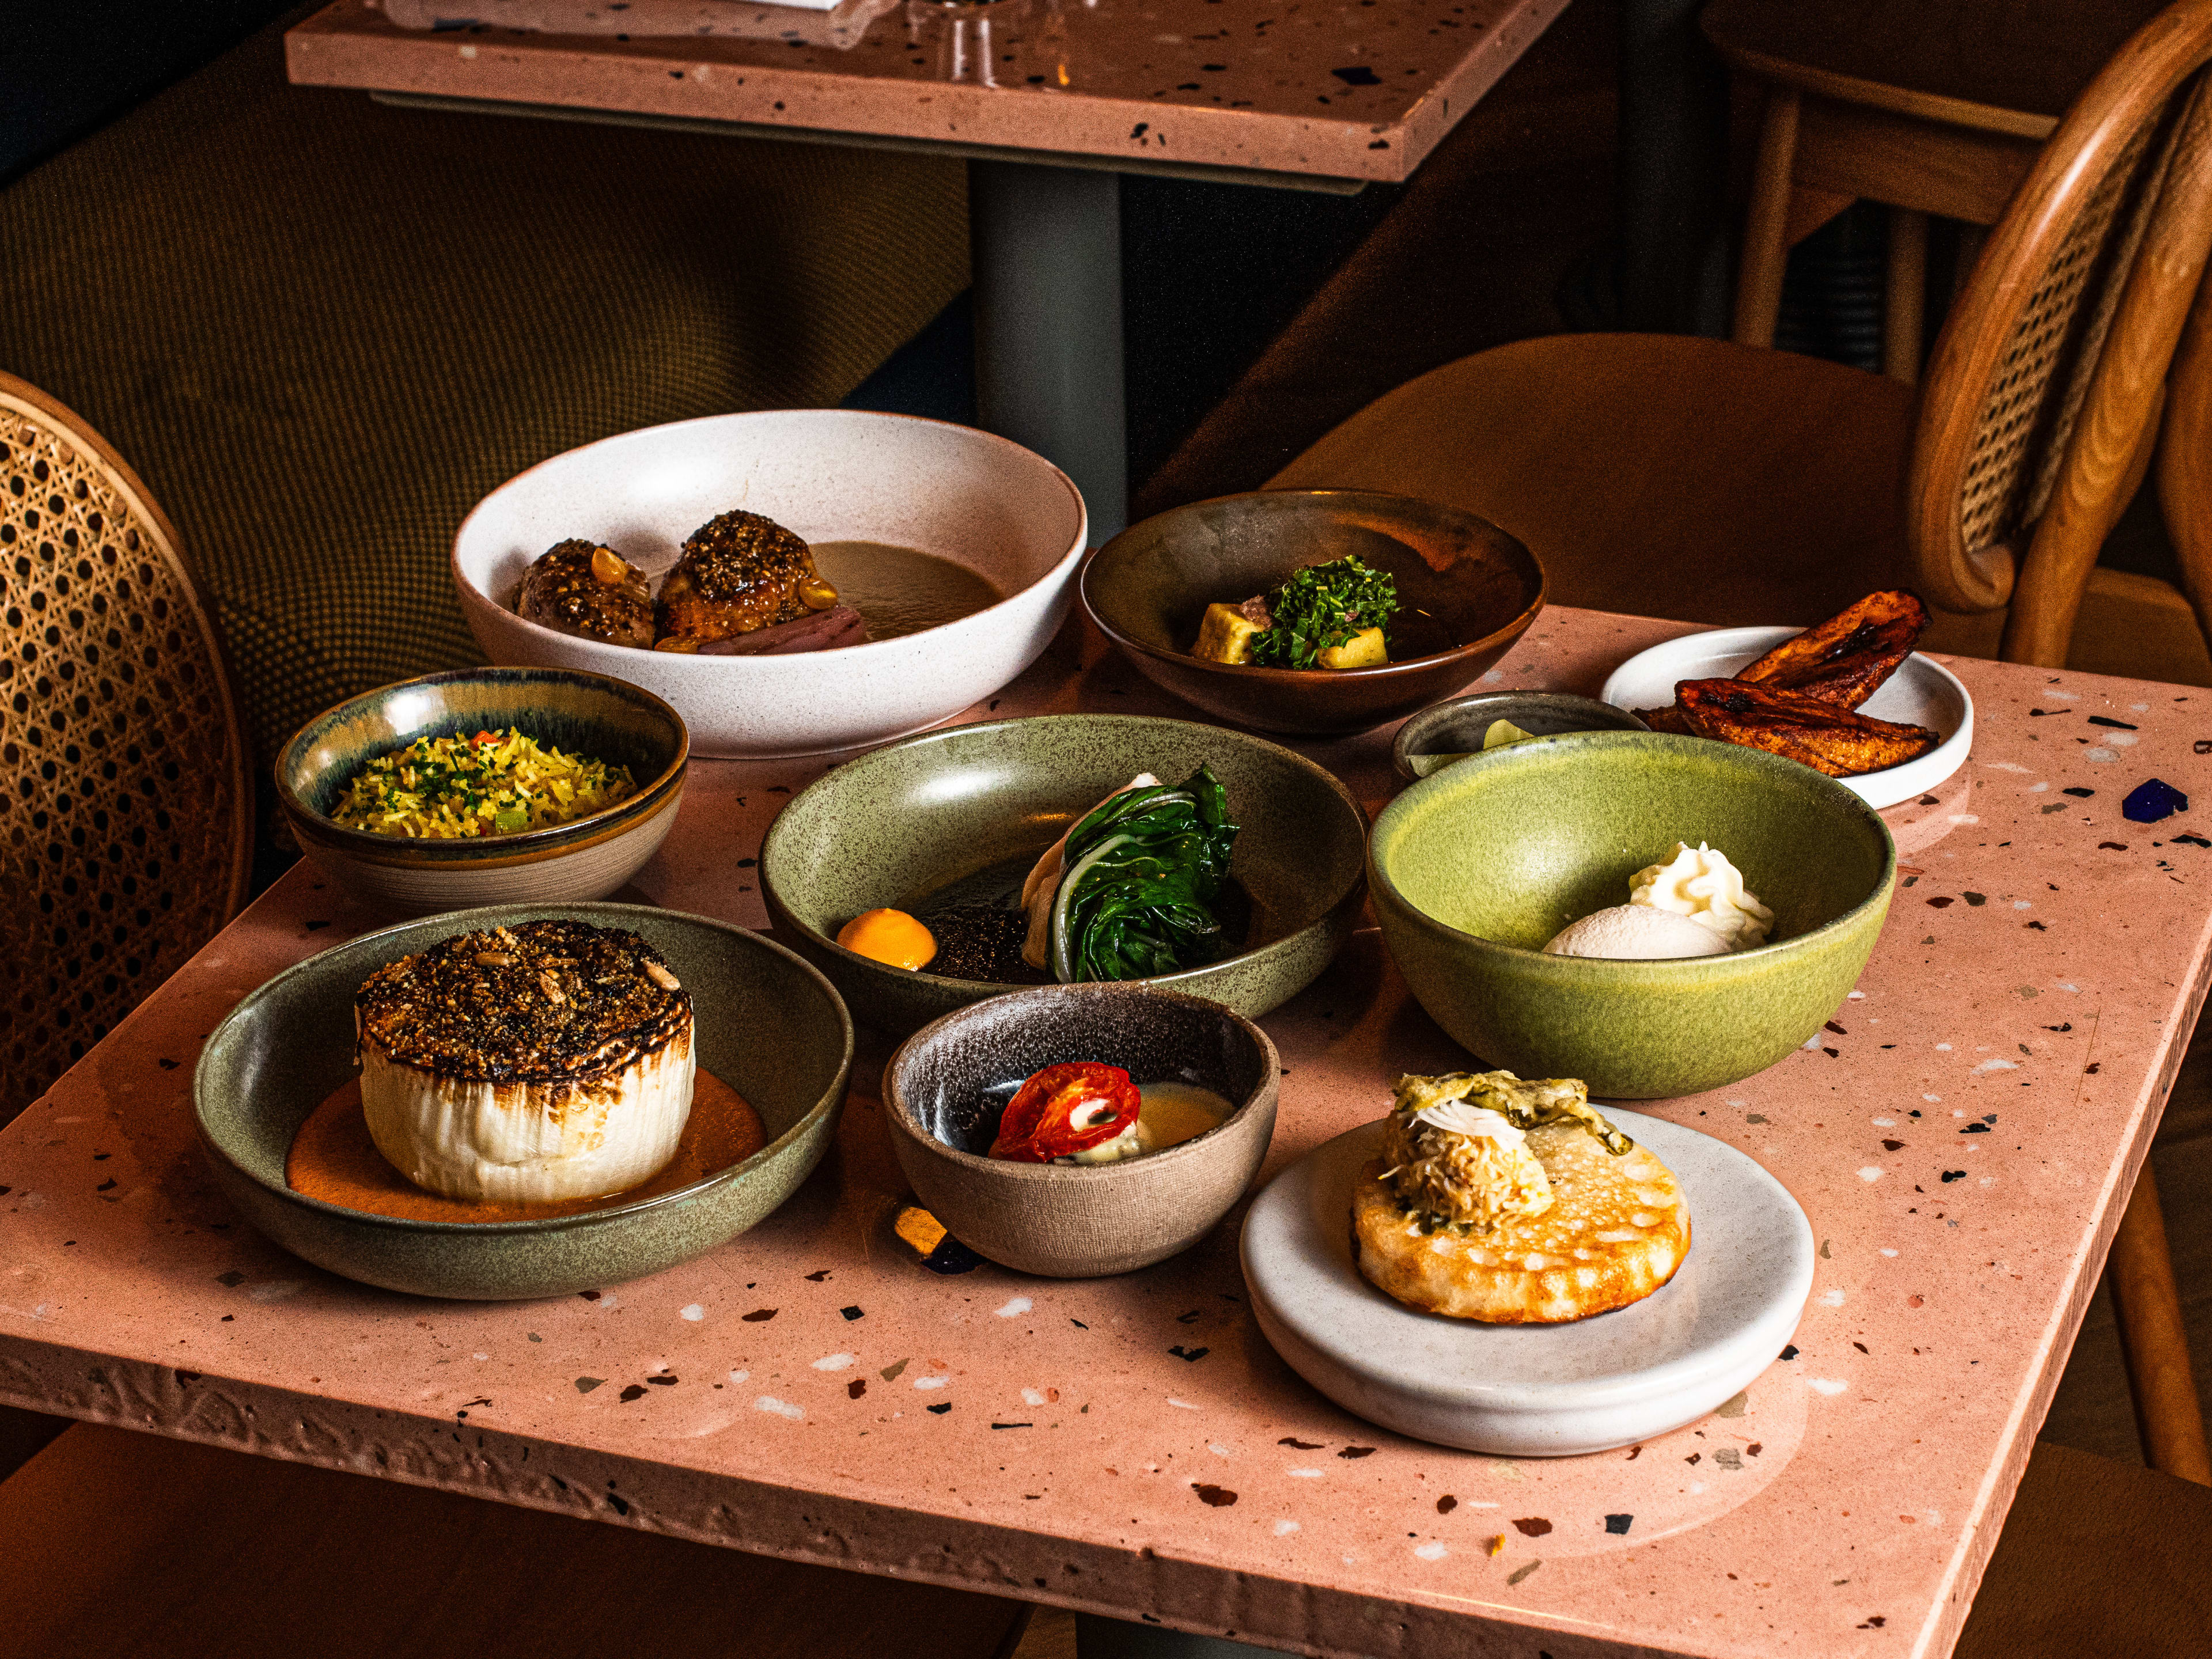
[{"left": 286, "top": 1071, "right": 767, "bottom": 1224}]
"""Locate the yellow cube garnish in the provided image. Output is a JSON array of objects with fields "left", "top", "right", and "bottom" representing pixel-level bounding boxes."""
[
  {"left": 1195, "top": 602, "right": 1265, "bottom": 664},
  {"left": 1317, "top": 626, "right": 1388, "bottom": 670}
]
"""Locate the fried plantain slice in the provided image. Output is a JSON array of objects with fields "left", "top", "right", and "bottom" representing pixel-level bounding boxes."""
[
  {"left": 1733, "top": 590, "right": 1930, "bottom": 709},
  {"left": 1637, "top": 703, "right": 1695, "bottom": 734},
  {"left": 1675, "top": 677, "right": 1940, "bottom": 777}
]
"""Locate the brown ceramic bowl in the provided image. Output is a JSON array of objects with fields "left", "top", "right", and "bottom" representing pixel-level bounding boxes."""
[
  {"left": 1080, "top": 489, "right": 1547, "bottom": 736},
  {"left": 882, "top": 984, "right": 1279, "bottom": 1277}
]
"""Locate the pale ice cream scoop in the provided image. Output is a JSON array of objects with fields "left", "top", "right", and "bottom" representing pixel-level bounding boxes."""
[
  {"left": 1630, "top": 842, "right": 1774, "bottom": 949},
  {"left": 1544, "top": 904, "right": 1734, "bottom": 960}
]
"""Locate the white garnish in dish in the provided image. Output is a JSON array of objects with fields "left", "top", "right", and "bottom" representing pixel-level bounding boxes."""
[
  {"left": 1411, "top": 1101, "right": 1527, "bottom": 1147},
  {"left": 1629, "top": 842, "right": 1774, "bottom": 949}
]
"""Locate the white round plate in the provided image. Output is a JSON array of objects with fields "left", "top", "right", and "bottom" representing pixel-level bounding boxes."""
[
  {"left": 1240, "top": 1115, "right": 1813, "bottom": 1457},
  {"left": 1598, "top": 626, "right": 1973, "bottom": 810},
  {"left": 452, "top": 410, "right": 1087, "bottom": 759}
]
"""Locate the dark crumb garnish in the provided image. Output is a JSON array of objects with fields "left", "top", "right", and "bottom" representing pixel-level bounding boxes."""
[
  {"left": 921, "top": 907, "right": 1048, "bottom": 984},
  {"left": 356, "top": 919, "right": 690, "bottom": 1082}
]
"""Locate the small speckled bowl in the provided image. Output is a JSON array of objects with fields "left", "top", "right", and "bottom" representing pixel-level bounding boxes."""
[
  {"left": 884, "top": 984, "right": 1279, "bottom": 1276},
  {"left": 1080, "top": 489, "right": 1546, "bottom": 736},
  {"left": 194, "top": 902, "right": 853, "bottom": 1300},
  {"left": 1391, "top": 691, "right": 1648, "bottom": 786},
  {"left": 1370, "top": 732, "right": 1896, "bottom": 1098},
  {"left": 276, "top": 668, "right": 688, "bottom": 918},
  {"left": 759, "top": 714, "right": 1368, "bottom": 1036}
]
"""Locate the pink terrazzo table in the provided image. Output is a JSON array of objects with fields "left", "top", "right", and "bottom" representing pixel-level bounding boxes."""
[
  {"left": 283, "top": 0, "right": 1574, "bottom": 537},
  {"left": 5, "top": 605, "right": 2209, "bottom": 1659}
]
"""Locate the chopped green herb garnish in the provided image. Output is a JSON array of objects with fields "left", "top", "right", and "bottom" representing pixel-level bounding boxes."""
[{"left": 1244, "top": 555, "right": 1399, "bottom": 669}]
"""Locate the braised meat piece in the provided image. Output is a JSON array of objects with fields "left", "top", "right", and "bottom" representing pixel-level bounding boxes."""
[
  {"left": 516, "top": 540, "right": 655, "bottom": 649},
  {"left": 654, "top": 510, "right": 839, "bottom": 650}
]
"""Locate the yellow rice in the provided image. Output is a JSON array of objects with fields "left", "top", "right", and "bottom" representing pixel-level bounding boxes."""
[{"left": 328, "top": 728, "right": 637, "bottom": 839}]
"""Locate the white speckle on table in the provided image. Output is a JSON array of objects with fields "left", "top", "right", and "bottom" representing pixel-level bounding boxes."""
[
  {"left": 593, "top": 1293, "right": 620, "bottom": 1311},
  {"left": 2059, "top": 983, "right": 2079, "bottom": 993},
  {"left": 1948, "top": 813, "right": 1980, "bottom": 825},
  {"left": 2106, "top": 733, "right": 2138, "bottom": 747},
  {"left": 1274, "top": 1520, "right": 1301, "bottom": 1535},
  {"left": 1982, "top": 1177, "right": 1995, "bottom": 1187},
  {"left": 995, "top": 1297, "right": 1033, "bottom": 1317},
  {"left": 1209, "top": 1442, "right": 1233, "bottom": 1457},
  {"left": 1415, "top": 1541, "right": 1449, "bottom": 1561},
  {"left": 1483, "top": 670, "right": 1504, "bottom": 683},
  {"left": 1848, "top": 991, "right": 1866, "bottom": 1000},
  {"left": 755, "top": 1396, "right": 804, "bottom": 1420},
  {"left": 1974, "top": 1059, "right": 2019, "bottom": 1073},
  {"left": 1936, "top": 1043, "right": 1953, "bottom": 1051},
  {"left": 2014, "top": 901, "right": 2032, "bottom": 910},
  {"left": 2029, "top": 781, "right": 2049, "bottom": 791},
  {"left": 914, "top": 1374, "right": 947, "bottom": 1390},
  {"left": 1808, "top": 1378, "right": 1850, "bottom": 1396},
  {"left": 811, "top": 1353, "right": 855, "bottom": 1371},
  {"left": 2131, "top": 702, "right": 2150, "bottom": 711},
  {"left": 2044, "top": 690, "right": 2079, "bottom": 700},
  {"left": 1289, "top": 1467, "right": 1325, "bottom": 1478},
  {"left": 1858, "top": 1166, "right": 1884, "bottom": 1182},
  {"left": 728, "top": 1369, "right": 749, "bottom": 1385},
  {"left": 680, "top": 1304, "right": 705, "bottom": 1322},
  {"left": 1466, "top": 1499, "right": 1501, "bottom": 1509},
  {"left": 1689, "top": 1481, "right": 1707, "bottom": 1495},
  {"left": 1925, "top": 1093, "right": 1942, "bottom": 1101},
  {"left": 1819, "top": 1289, "right": 1846, "bottom": 1306},
  {"left": 1726, "top": 1099, "right": 1747, "bottom": 1107},
  {"left": 1955, "top": 1110, "right": 1967, "bottom": 1118},
  {"left": 1872, "top": 1117, "right": 1895, "bottom": 1126},
  {"left": 473, "top": 1352, "right": 488, "bottom": 1361},
  {"left": 1985, "top": 762, "right": 2029, "bottom": 773},
  {"left": 1022, "top": 1388, "right": 1047, "bottom": 1406},
  {"left": 1168, "top": 1397, "right": 1200, "bottom": 1410},
  {"left": 1343, "top": 1554, "right": 1359, "bottom": 1566},
  {"left": 247, "top": 1281, "right": 303, "bottom": 1303},
  {"left": 1804, "top": 1036, "right": 1821, "bottom": 1050},
  {"left": 2086, "top": 748, "right": 2119, "bottom": 762},
  {"left": 459, "top": 43, "right": 477, "bottom": 58}
]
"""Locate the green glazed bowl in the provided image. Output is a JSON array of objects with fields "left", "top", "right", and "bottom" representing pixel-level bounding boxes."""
[
  {"left": 194, "top": 902, "right": 853, "bottom": 1300},
  {"left": 1369, "top": 732, "right": 1895, "bottom": 1098},
  {"left": 276, "top": 667, "right": 689, "bottom": 918},
  {"left": 760, "top": 714, "right": 1368, "bottom": 1037}
]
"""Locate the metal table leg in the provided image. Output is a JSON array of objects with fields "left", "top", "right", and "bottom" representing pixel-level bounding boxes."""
[{"left": 969, "top": 160, "right": 1128, "bottom": 541}]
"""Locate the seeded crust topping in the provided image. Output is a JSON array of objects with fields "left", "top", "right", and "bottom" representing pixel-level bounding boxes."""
[
  {"left": 517, "top": 540, "right": 655, "bottom": 649},
  {"left": 657, "top": 510, "right": 820, "bottom": 642},
  {"left": 355, "top": 920, "right": 691, "bottom": 1083}
]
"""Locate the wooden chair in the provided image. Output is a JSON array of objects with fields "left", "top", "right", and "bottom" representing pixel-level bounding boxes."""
[
  {"left": 0, "top": 373, "right": 252, "bottom": 1127},
  {"left": 1705, "top": 0, "right": 2168, "bottom": 380},
  {"left": 0, "top": 1421, "right": 1029, "bottom": 1659},
  {"left": 1270, "top": 1, "right": 2212, "bottom": 1482}
]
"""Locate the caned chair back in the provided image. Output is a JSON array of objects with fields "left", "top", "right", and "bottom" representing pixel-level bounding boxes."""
[
  {"left": 0, "top": 374, "right": 249, "bottom": 1123},
  {"left": 1910, "top": 0, "right": 2212, "bottom": 664}
]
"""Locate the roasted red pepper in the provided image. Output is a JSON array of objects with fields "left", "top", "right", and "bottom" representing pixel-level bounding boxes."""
[{"left": 989, "top": 1062, "right": 1141, "bottom": 1162}]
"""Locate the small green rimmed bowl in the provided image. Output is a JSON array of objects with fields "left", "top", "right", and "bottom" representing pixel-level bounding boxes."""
[
  {"left": 1369, "top": 730, "right": 1896, "bottom": 1098},
  {"left": 194, "top": 902, "right": 853, "bottom": 1300},
  {"left": 276, "top": 666, "right": 688, "bottom": 918}
]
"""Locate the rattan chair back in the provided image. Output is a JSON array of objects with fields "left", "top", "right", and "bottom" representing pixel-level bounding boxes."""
[
  {"left": 1910, "top": 0, "right": 2212, "bottom": 662},
  {"left": 1, "top": 374, "right": 249, "bottom": 1124}
]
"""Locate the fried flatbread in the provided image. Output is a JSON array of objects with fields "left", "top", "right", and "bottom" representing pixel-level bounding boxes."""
[
  {"left": 1674, "top": 677, "right": 1940, "bottom": 777},
  {"left": 1354, "top": 1122, "right": 1690, "bottom": 1323},
  {"left": 1733, "top": 590, "right": 1929, "bottom": 708}
]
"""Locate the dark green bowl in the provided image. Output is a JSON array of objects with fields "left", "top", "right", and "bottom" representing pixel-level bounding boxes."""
[
  {"left": 194, "top": 902, "right": 853, "bottom": 1300},
  {"left": 1369, "top": 732, "right": 1895, "bottom": 1098},
  {"left": 276, "top": 667, "right": 689, "bottom": 918},
  {"left": 760, "top": 714, "right": 1368, "bottom": 1036}
]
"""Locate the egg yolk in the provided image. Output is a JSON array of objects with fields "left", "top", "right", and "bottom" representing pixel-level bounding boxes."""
[{"left": 836, "top": 908, "right": 937, "bottom": 971}]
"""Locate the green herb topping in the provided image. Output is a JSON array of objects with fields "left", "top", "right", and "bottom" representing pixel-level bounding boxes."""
[{"left": 1244, "top": 555, "right": 1399, "bottom": 669}]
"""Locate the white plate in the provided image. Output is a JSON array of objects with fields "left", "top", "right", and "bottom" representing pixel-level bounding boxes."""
[
  {"left": 1598, "top": 626, "right": 1974, "bottom": 810},
  {"left": 1240, "top": 1115, "right": 1813, "bottom": 1457}
]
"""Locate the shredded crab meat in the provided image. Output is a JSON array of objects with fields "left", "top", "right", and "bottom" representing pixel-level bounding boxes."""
[{"left": 1380, "top": 1070, "right": 1634, "bottom": 1231}]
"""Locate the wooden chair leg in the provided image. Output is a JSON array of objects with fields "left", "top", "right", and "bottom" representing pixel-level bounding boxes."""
[
  {"left": 1884, "top": 207, "right": 1929, "bottom": 384},
  {"left": 2106, "top": 1164, "right": 2212, "bottom": 1484},
  {"left": 1733, "top": 85, "right": 1800, "bottom": 349}
]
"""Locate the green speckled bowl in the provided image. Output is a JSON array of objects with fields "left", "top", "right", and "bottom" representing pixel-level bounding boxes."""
[
  {"left": 1369, "top": 732, "right": 1895, "bottom": 1099},
  {"left": 276, "top": 668, "right": 688, "bottom": 918},
  {"left": 760, "top": 714, "right": 1368, "bottom": 1037},
  {"left": 194, "top": 902, "right": 853, "bottom": 1300}
]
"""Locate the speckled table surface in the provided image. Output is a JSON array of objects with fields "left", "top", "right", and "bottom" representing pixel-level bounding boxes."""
[
  {"left": 283, "top": 0, "right": 1571, "bottom": 184},
  {"left": 5, "top": 607, "right": 2209, "bottom": 1659}
]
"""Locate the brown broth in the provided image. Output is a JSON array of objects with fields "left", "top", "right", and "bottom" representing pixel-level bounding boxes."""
[
  {"left": 810, "top": 541, "right": 1002, "bottom": 639},
  {"left": 287, "top": 1071, "right": 766, "bottom": 1224}
]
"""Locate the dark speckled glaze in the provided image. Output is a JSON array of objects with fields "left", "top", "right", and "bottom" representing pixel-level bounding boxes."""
[
  {"left": 275, "top": 667, "right": 689, "bottom": 916},
  {"left": 1080, "top": 490, "right": 1545, "bottom": 736},
  {"left": 1370, "top": 732, "right": 1896, "bottom": 1099},
  {"left": 759, "top": 714, "right": 1368, "bottom": 1036},
  {"left": 884, "top": 985, "right": 1279, "bottom": 1277},
  {"left": 194, "top": 902, "right": 853, "bottom": 1300}
]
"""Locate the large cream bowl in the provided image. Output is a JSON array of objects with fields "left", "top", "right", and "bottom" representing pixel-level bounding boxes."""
[{"left": 453, "top": 410, "right": 1088, "bottom": 757}]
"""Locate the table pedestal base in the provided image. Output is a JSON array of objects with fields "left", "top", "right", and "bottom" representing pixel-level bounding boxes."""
[{"left": 1077, "top": 1613, "right": 1281, "bottom": 1659}]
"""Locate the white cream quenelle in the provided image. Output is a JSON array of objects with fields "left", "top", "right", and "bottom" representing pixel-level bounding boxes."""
[{"left": 1629, "top": 841, "right": 1774, "bottom": 950}]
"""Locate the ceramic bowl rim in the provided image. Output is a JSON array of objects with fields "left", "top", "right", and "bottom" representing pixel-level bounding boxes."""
[
  {"left": 759, "top": 713, "right": 1370, "bottom": 994},
  {"left": 274, "top": 666, "right": 691, "bottom": 860},
  {"left": 450, "top": 407, "right": 1089, "bottom": 670},
  {"left": 1368, "top": 729, "right": 1899, "bottom": 972},
  {"left": 1079, "top": 487, "right": 1548, "bottom": 684},
  {"left": 882, "top": 983, "right": 1280, "bottom": 1181},
  {"left": 1391, "top": 691, "right": 1650, "bottom": 785},
  {"left": 192, "top": 902, "right": 854, "bottom": 1236}
]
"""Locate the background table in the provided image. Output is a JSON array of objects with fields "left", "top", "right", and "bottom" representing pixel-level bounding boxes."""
[
  {"left": 5, "top": 606, "right": 2207, "bottom": 1658},
  {"left": 285, "top": 0, "right": 1573, "bottom": 537}
]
